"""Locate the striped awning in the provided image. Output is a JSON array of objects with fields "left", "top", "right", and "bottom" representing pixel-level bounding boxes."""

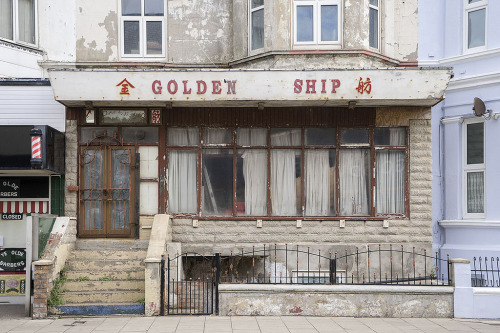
[{"left": 0, "top": 201, "right": 49, "bottom": 214}]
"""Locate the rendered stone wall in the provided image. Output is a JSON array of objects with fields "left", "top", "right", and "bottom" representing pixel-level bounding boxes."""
[
  {"left": 219, "top": 285, "right": 453, "bottom": 317},
  {"left": 64, "top": 119, "right": 78, "bottom": 218}
]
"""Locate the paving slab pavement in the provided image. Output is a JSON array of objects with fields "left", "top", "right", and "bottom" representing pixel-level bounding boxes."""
[{"left": 0, "top": 316, "right": 499, "bottom": 333}]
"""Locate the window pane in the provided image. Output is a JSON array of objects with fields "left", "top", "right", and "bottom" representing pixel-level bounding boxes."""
[
  {"left": 376, "top": 150, "right": 405, "bottom": 214},
  {"left": 305, "top": 128, "right": 336, "bottom": 146},
  {"left": 369, "top": 7, "right": 378, "bottom": 48},
  {"left": 370, "top": 0, "right": 378, "bottom": 5},
  {"left": 271, "top": 128, "right": 301, "bottom": 146},
  {"left": 374, "top": 128, "right": 406, "bottom": 146},
  {"left": 467, "top": 172, "right": 484, "bottom": 214},
  {"left": 271, "top": 149, "right": 301, "bottom": 216},
  {"left": 320, "top": 5, "right": 338, "bottom": 42},
  {"left": 305, "top": 149, "right": 335, "bottom": 216},
  {"left": 236, "top": 149, "right": 267, "bottom": 216},
  {"left": 0, "top": 0, "right": 13, "bottom": 40},
  {"left": 146, "top": 21, "right": 162, "bottom": 54},
  {"left": 122, "top": 0, "right": 141, "bottom": 15},
  {"left": 341, "top": 129, "right": 369, "bottom": 144},
  {"left": 467, "top": 122, "right": 483, "bottom": 164},
  {"left": 339, "top": 149, "right": 370, "bottom": 216},
  {"left": 252, "top": 0, "right": 264, "bottom": 9},
  {"left": 168, "top": 150, "right": 197, "bottom": 213},
  {"left": 204, "top": 128, "right": 231, "bottom": 144},
  {"left": 468, "top": 9, "right": 486, "bottom": 49},
  {"left": 167, "top": 128, "right": 199, "bottom": 146},
  {"left": 237, "top": 128, "right": 267, "bottom": 146},
  {"left": 100, "top": 110, "right": 147, "bottom": 125},
  {"left": 124, "top": 21, "right": 140, "bottom": 54},
  {"left": 122, "top": 127, "right": 159, "bottom": 143},
  {"left": 469, "top": 0, "right": 481, "bottom": 3},
  {"left": 18, "top": 0, "right": 35, "bottom": 44},
  {"left": 252, "top": 8, "right": 264, "bottom": 50},
  {"left": 202, "top": 149, "right": 233, "bottom": 216},
  {"left": 297, "top": 5, "right": 313, "bottom": 42},
  {"left": 145, "top": 0, "right": 164, "bottom": 16}
]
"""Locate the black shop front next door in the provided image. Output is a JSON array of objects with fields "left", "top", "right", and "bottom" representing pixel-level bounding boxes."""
[{"left": 79, "top": 146, "right": 136, "bottom": 238}]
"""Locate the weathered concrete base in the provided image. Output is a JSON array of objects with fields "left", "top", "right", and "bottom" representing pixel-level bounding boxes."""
[
  {"left": 219, "top": 284, "right": 454, "bottom": 317},
  {"left": 49, "top": 304, "right": 144, "bottom": 316}
]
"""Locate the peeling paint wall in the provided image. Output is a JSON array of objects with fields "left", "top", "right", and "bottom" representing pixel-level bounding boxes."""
[
  {"left": 383, "top": 0, "right": 418, "bottom": 61},
  {"left": 76, "top": 0, "right": 118, "bottom": 62},
  {"left": 344, "top": 0, "right": 369, "bottom": 50}
]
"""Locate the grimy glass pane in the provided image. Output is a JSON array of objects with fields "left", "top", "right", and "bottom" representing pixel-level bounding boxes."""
[
  {"left": 305, "top": 128, "right": 336, "bottom": 146},
  {"left": 146, "top": 21, "right": 162, "bottom": 54},
  {"left": 271, "top": 149, "right": 301, "bottom": 216},
  {"left": 0, "top": 0, "right": 13, "bottom": 40},
  {"left": 304, "top": 149, "right": 335, "bottom": 216},
  {"left": 271, "top": 128, "right": 301, "bottom": 146},
  {"left": 204, "top": 128, "right": 231, "bottom": 144},
  {"left": 467, "top": 172, "right": 484, "bottom": 214},
  {"left": 369, "top": 7, "right": 378, "bottom": 48},
  {"left": 251, "top": 0, "right": 264, "bottom": 9},
  {"left": 297, "top": 5, "right": 313, "bottom": 42},
  {"left": 237, "top": 128, "right": 267, "bottom": 146},
  {"left": 370, "top": 0, "right": 378, "bottom": 5},
  {"left": 341, "top": 129, "right": 369, "bottom": 144},
  {"left": 101, "top": 110, "right": 147, "bottom": 125},
  {"left": 321, "top": 5, "right": 338, "bottom": 42},
  {"left": 122, "top": 0, "right": 141, "bottom": 15},
  {"left": 467, "top": 122, "right": 484, "bottom": 164},
  {"left": 168, "top": 150, "right": 197, "bottom": 213},
  {"left": 468, "top": 9, "right": 486, "bottom": 49},
  {"left": 122, "top": 127, "right": 159, "bottom": 143},
  {"left": 111, "top": 149, "right": 131, "bottom": 231},
  {"left": 374, "top": 127, "right": 406, "bottom": 146},
  {"left": 202, "top": 149, "right": 233, "bottom": 216},
  {"left": 18, "top": 0, "right": 35, "bottom": 44},
  {"left": 83, "top": 150, "right": 104, "bottom": 231},
  {"left": 236, "top": 149, "right": 268, "bottom": 216},
  {"left": 252, "top": 9, "right": 264, "bottom": 50},
  {"left": 124, "top": 21, "right": 140, "bottom": 54},
  {"left": 145, "top": 0, "right": 164, "bottom": 15},
  {"left": 167, "top": 127, "right": 199, "bottom": 146}
]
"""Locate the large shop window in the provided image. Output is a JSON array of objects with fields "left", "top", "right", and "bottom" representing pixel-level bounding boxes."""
[
  {"left": 294, "top": 0, "right": 341, "bottom": 47},
  {"left": 166, "top": 127, "right": 407, "bottom": 218},
  {"left": 250, "top": 0, "right": 264, "bottom": 51},
  {"left": 464, "top": 0, "right": 487, "bottom": 52},
  {"left": 0, "top": 0, "right": 36, "bottom": 45},
  {"left": 463, "top": 120, "right": 485, "bottom": 218},
  {"left": 120, "top": 0, "right": 165, "bottom": 57}
]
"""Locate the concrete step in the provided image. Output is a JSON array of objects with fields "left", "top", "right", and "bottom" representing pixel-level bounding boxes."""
[
  {"left": 69, "top": 249, "right": 147, "bottom": 261},
  {"left": 66, "top": 259, "right": 144, "bottom": 271},
  {"left": 49, "top": 303, "right": 144, "bottom": 316},
  {"left": 76, "top": 239, "right": 149, "bottom": 251},
  {"left": 61, "top": 290, "right": 144, "bottom": 304},
  {"left": 63, "top": 280, "right": 144, "bottom": 292},
  {"left": 65, "top": 270, "right": 145, "bottom": 281}
]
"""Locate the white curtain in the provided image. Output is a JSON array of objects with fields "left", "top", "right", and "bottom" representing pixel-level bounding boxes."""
[
  {"left": 339, "top": 149, "right": 370, "bottom": 216},
  {"left": 205, "top": 128, "right": 231, "bottom": 144},
  {"left": 271, "top": 149, "right": 298, "bottom": 215},
  {"left": 305, "top": 150, "right": 330, "bottom": 216},
  {"left": 467, "top": 172, "right": 484, "bottom": 214},
  {"left": 0, "top": 0, "right": 13, "bottom": 40},
  {"left": 242, "top": 150, "right": 267, "bottom": 215},
  {"left": 18, "top": 0, "right": 34, "bottom": 44},
  {"left": 167, "top": 128, "right": 198, "bottom": 213},
  {"left": 389, "top": 128, "right": 406, "bottom": 145},
  {"left": 237, "top": 128, "right": 267, "bottom": 146},
  {"left": 376, "top": 150, "right": 405, "bottom": 214}
]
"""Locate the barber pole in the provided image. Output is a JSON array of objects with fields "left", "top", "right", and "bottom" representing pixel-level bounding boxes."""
[{"left": 30, "top": 128, "right": 43, "bottom": 168}]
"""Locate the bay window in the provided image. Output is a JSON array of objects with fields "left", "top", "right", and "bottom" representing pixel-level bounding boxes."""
[
  {"left": 0, "top": 0, "right": 36, "bottom": 45},
  {"left": 463, "top": 120, "right": 485, "bottom": 217},
  {"left": 464, "top": 0, "right": 487, "bottom": 52},
  {"left": 120, "top": 0, "right": 165, "bottom": 57},
  {"left": 166, "top": 126, "right": 407, "bottom": 218},
  {"left": 294, "top": 0, "right": 341, "bottom": 46}
]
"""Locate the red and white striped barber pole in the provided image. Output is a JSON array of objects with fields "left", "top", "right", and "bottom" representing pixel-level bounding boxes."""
[
  {"left": 30, "top": 128, "right": 42, "bottom": 168},
  {"left": 0, "top": 201, "right": 49, "bottom": 214}
]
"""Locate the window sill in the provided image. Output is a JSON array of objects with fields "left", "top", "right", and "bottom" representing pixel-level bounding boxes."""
[
  {"left": 171, "top": 215, "right": 408, "bottom": 222},
  {"left": 0, "top": 38, "right": 42, "bottom": 55},
  {"left": 439, "top": 220, "right": 500, "bottom": 228}
]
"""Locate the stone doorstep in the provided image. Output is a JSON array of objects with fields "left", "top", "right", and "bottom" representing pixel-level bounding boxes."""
[
  {"left": 75, "top": 239, "right": 149, "bottom": 251},
  {"left": 64, "top": 270, "right": 145, "bottom": 280},
  {"left": 49, "top": 304, "right": 145, "bottom": 316},
  {"left": 69, "top": 249, "right": 147, "bottom": 260},
  {"left": 61, "top": 290, "right": 145, "bottom": 304},
  {"left": 63, "top": 279, "right": 145, "bottom": 292}
]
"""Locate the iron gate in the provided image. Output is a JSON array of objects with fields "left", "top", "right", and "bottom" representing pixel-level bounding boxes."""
[{"left": 161, "top": 253, "right": 220, "bottom": 315}]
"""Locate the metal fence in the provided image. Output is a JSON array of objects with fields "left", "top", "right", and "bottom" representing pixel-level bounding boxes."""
[{"left": 471, "top": 257, "right": 500, "bottom": 287}]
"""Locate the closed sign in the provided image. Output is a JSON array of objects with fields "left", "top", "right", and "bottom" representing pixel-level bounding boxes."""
[{"left": 1, "top": 214, "right": 23, "bottom": 220}]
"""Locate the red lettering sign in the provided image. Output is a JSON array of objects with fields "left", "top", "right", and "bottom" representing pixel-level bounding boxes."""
[
  {"left": 152, "top": 80, "right": 162, "bottom": 94},
  {"left": 116, "top": 78, "right": 135, "bottom": 95},
  {"left": 212, "top": 80, "right": 222, "bottom": 94},
  {"left": 183, "top": 80, "right": 192, "bottom": 94},
  {"left": 167, "top": 80, "right": 178, "bottom": 94},
  {"left": 197, "top": 80, "right": 207, "bottom": 94},
  {"left": 356, "top": 77, "right": 372, "bottom": 94}
]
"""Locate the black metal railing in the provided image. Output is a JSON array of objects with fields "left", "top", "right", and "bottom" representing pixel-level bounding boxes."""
[
  {"left": 471, "top": 256, "right": 500, "bottom": 287},
  {"left": 217, "top": 244, "right": 450, "bottom": 286}
]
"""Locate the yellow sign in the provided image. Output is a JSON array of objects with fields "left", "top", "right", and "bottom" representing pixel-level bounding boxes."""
[{"left": 0, "top": 274, "right": 26, "bottom": 296}]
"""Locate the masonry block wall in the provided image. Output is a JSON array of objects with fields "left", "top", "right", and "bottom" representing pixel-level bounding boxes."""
[
  {"left": 32, "top": 261, "right": 54, "bottom": 319},
  {"left": 65, "top": 119, "right": 78, "bottom": 218}
]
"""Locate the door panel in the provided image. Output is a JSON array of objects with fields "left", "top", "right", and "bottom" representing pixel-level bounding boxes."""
[{"left": 79, "top": 146, "right": 135, "bottom": 238}]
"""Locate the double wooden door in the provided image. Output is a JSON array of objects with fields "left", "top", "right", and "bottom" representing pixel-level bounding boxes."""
[{"left": 79, "top": 146, "right": 136, "bottom": 238}]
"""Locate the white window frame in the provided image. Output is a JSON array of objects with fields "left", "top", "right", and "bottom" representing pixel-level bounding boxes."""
[
  {"left": 368, "top": 0, "right": 380, "bottom": 50},
  {"left": 463, "top": 0, "right": 488, "bottom": 54},
  {"left": 0, "top": 0, "right": 37, "bottom": 47},
  {"left": 119, "top": 0, "right": 166, "bottom": 59},
  {"left": 249, "top": 0, "right": 264, "bottom": 53},
  {"left": 293, "top": 0, "right": 342, "bottom": 49},
  {"left": 462, "top": 118, "right": 485, "bottom": 219}
]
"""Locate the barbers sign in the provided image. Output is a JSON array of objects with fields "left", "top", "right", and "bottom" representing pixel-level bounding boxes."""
[{"left": 0, "top": 179, "right": 20, "bottom": 198}]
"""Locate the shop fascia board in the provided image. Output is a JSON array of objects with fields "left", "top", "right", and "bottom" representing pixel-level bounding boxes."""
[{"left": 47, "top": 68, "right": 452, "bottom": 108}]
